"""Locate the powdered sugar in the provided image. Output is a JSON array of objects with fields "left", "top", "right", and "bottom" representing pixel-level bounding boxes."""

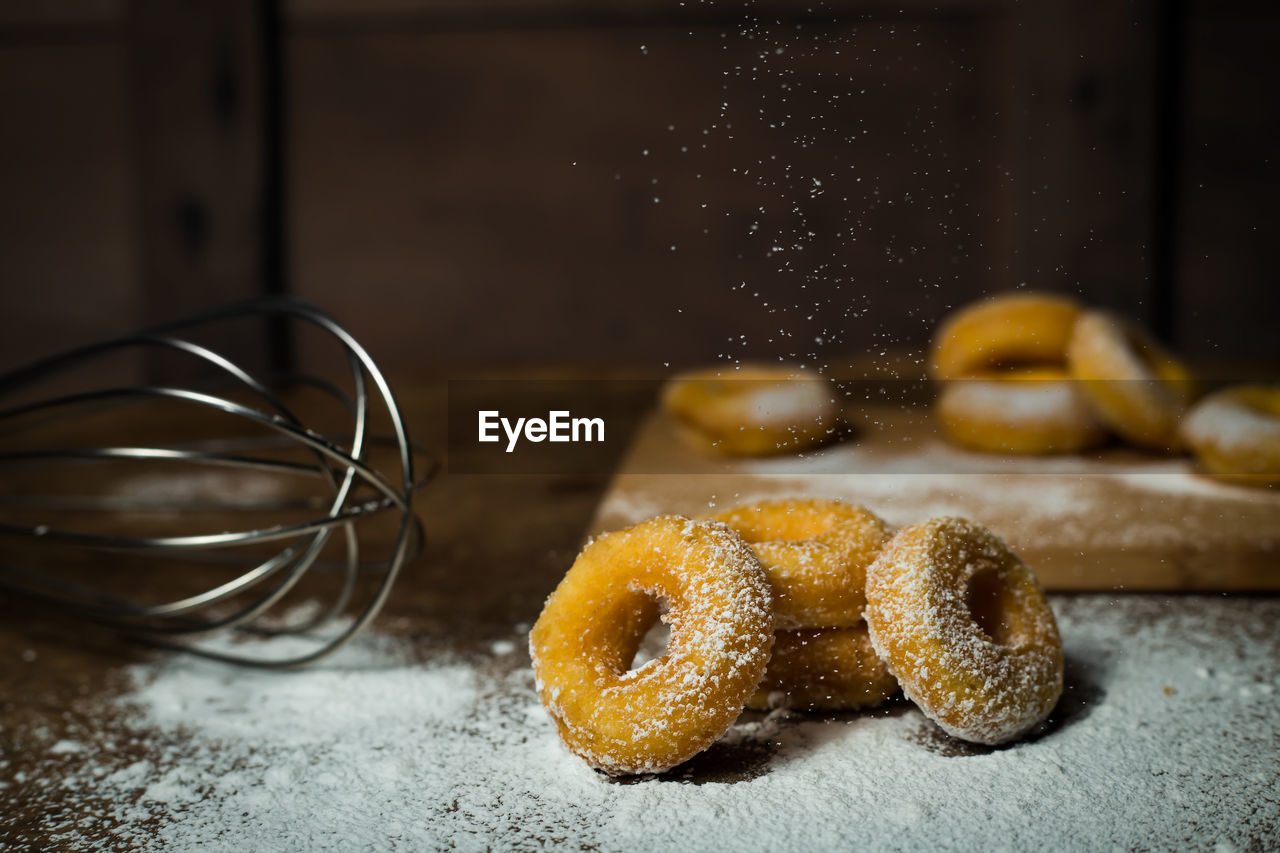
[
  {"left": 662, "top": 367, "right": 840, "bottom": 453},
  {"left": 938, "top": 375, "right": 1099, "bottom": 424},
  {"left": 742, "top": 381, "right": 837, "bottom": 431},
  {"left": 1180, "top": 386, "right": 1280, "bottom": 473},
  {"left": 12, "top": 597, "right": 1278, "bottom": 850}
]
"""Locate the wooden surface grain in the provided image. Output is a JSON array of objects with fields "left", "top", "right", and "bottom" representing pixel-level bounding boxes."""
[{"left": 594, "top": 402, "right": 1280, "bottom": 592}]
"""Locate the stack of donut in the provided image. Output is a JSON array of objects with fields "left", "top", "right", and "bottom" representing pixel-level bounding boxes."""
[
  {"left": 706, "top": 499, "right": 896, "bottom": 713},
  {"left": 930, "top": 291, "right": 1279, "bottom": 486},
  {"left": 930, "top": 291, "right": 1192, "bottom": 453},
  {"left": 529, "top": 500, "right": 1064, "bottom": 775}
]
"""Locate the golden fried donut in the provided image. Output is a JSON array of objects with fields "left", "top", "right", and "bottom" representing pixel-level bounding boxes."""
[
  {"left": 662, "top": 364, "right": 839, "bottom": 456},
  {"left": 746, "top": 624, "right": 898, "bottom": 711},
  {"left": 1066, "top": 310, "right": 1195, "bottom": 450},
  {"left": 528, "top": 515, "right": 774, "bottom": 775},
  {"left": 707, "top": 498, "right": 890, "bottom": 629},
  {"left": 935, "top": 366, "right": 1106, "bottom": 455},
  {"left": 929, "top": 292, "right": 1080, "bottom": 380},
  {"left": 864, "top": 517, "right": 1063, "bottom": 745},
  {"left": 1180, "top": 385, "right": 1280, "bottom": 487}
]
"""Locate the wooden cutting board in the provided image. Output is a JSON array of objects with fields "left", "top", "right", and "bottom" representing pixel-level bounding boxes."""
[{"left": 591, "top": 405, "right": 1280, "bottom": 591}]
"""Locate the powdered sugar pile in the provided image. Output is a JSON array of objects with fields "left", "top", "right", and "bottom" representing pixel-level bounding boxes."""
[{"left": 13, "top": 597, "right": 1277, "bottom": 850}]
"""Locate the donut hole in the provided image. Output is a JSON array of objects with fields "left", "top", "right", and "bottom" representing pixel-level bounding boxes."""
[
  {"left": 984, "top": 359, "right": 1064, "bottom": 376},
  {"left": 628, "top": 600, "right": 671, "bottom": 671},
  {"left": 966, "top": 567, "right": 1017, "bottom": 646}
]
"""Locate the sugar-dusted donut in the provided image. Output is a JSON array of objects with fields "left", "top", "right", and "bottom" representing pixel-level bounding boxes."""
[
  {"left": 707, "top": 498, "right": 890, "bottom": 629},
  {"left": 529, "top": 515, "right": 774, "bottom": 775},
  {"left": 662, "top": 364, "right": 840, "bottom": 456},
  {"left": 1180, "top": 385, "right": 1280, "bottom": 488},
  {"left": 929, "top": 292, "right": 1080, "bottom": 380},
  {"left": 864, "top": 517, "right": 1063, "bottom": 745},
  {"left": 935, "top": 366, "right": 1106, "bottom": 455},
  {"left": 746, "top": 624, "right": 898, "bottom": 711},
  {"left": 1066, "top": 310, "right": 1195, "bottom": 450}
]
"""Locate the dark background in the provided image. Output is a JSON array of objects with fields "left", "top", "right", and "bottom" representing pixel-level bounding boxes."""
[{"left": 0, "top": 0, "right": 1276, "bottom": 377}]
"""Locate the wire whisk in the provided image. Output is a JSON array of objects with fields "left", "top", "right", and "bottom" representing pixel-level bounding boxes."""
[{"left": 0, "top": 298, "right": 431, "bottom": 667}]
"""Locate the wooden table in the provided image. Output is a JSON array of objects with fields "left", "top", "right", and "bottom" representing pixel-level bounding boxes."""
[{"left": 1, "top": 375, "right": 1276, "bottom": 849}]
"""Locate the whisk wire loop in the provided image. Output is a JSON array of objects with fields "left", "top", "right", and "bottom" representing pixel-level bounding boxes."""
[{"left": 0, "top": 298, "right": 428, "bottom": 667}]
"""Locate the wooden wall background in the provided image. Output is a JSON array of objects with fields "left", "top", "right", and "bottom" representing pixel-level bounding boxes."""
[{"left": 0, "top": 0, "right": 1275, "bottom": 376}]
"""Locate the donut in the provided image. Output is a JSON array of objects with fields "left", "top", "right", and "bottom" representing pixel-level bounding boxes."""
[
  {"left": 1180, "top": 385, "right": 1280, "bottom": 487},
  {"left": 662, "top": 364, "right": 840, "bottom": 456},
  {"left": 935, "top": 366, "right": 1106, "bottom": 455},
  {"left": 929, "top": 292, "right": 1080, "bottom": 380},
  {"left": 1066, "top": 310, "right": 1195, "bottom": 450},
  {"left": 528, "top": 515, "right": 774, "bottom": 775},
  {"left": 746, "top": 624, "right": 898, "bottom": 711},
  {"left": 707, "top": 498, "right": 890, "bottom": 629},
  {"left": 864, "top": 517, "right": 1063, "bottom": 745}
]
